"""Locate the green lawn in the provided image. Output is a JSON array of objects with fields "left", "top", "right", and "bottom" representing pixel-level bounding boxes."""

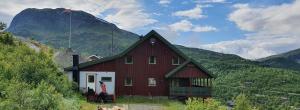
[{"left": 79, "top": 96, "right": 185, "bottom": 110}]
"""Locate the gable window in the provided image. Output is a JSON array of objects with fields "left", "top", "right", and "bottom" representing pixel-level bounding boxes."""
[
  {"left": 125, "top": 56, "right": 133, "bottom": 64},
  {"left": 149, "top": 56, "right": 156, "bottom": 64},
  {"left": 172, "top": 57, "right": 180, "bottom": 65},
  {"left": 124, "top": 77, "right": 133, "bottom": 86},
  {"left": 148, "top": 78, "right": 156, "bottom": 86}
]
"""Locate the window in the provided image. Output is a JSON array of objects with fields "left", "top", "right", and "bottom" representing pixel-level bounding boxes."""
[
  {"left": 124, "top": 77, "right": 133, "bottom": 86},
  {"left": 148, "top": 78, "right": 156, "bottom": 86},
  {"left": 88, "top": 75, "right": 94, "bottom": 83},
  {"left": 149, "top": 56, "right": 156, "bottom": 64},
  {"left": 150, "top": 38, "right": 156, "bottom": 45},
  {"left": 125, "top": 56, "right": 133, "bottom": 64},
  {"left": 172, "top": 57, "right": 180, "bottom": 65},
  {"left": 101, "top": 77, "right": 112, "bottom": 82}
]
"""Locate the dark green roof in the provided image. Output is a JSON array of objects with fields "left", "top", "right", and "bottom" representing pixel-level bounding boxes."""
[
  {"left": 165, "top": 59, "right": 215, "bottom": 78},
  {"left": 65, "top": 30, "right": 214, "bottom": 78}
]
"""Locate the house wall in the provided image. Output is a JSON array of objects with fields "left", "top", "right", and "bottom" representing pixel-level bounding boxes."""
[
  {"left": 80, "top": 35, "right": 185, "bottom": 96},
  {"left": 115, "top": 36, "right": 185, "bottom": 96},
  {"left": 172, "top": 64, "right": 209, "bottom": 78}
]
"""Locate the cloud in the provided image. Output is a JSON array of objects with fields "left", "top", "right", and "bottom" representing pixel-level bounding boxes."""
[
  {"left": 195, "top": 0, "right": 226, "bottom": 3},
  {"left": 200, "top": 1, "right": 300, "bottom": 59},
  {"left": 172, "top": 5, "right": 206, "bottom": 19},
  {"left": 0, "top": 0, "right": 156, "bottom": 30},
  {"left": 158, "top": 0, "right": 171, "bottom": 5},
  {"left": 103, "top": 1, "right": 157, "bottom": 30},
  {"left": 168, "top": 20, "right": 217, "bottom": 32}
]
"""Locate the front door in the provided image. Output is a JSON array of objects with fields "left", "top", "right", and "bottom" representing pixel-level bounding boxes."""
[{"left": 86, "top": 74, "right": 96, "bottom": 91}]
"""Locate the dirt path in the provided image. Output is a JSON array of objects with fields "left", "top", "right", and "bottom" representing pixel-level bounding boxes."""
[{"left": 125, "top": 104, "right": 163, "bottom": 110}]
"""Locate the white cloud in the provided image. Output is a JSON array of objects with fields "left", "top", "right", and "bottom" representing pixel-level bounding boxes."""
[
  {"left": 195, "top": 0, "right": 226, "bottom": 3},
  {"left": 200, "top": 1, "right": 300, "bottom": 59},
  {"left": 192, "top": 26, "right": 217, "bottom": 32},
  {"left": 158, "top": 0, "right": 171, "bottom": 5},
  {"left": 0, "top": 0, "right": 156, "bottom": 30},
  {"left": 172, "top": 5, "right": 205, "bottom": 19},
  {"left": 169, "top": 20, "right": 217, "bottom": 32},
  {"left": 103, "top": 1, "right": 157, "bottom": 30}
]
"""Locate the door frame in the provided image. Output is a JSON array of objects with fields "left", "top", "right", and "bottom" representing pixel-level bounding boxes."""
[{"left": 86, "top": 73, "right": 96, "bottom": 92}]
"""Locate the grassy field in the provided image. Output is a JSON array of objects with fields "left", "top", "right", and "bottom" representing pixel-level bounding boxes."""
[{"left": 79, "top": 96, "right": 185, "bottom": 110}]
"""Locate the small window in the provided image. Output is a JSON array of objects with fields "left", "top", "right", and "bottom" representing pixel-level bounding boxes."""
[
  {"left": 172, "top": 57, "right": 180, "bottom": 65},
  {"left": 101, "top": 77, "right": 112, "bottom": 82},
  {"left": 124, "top": 77, "right": 133, "bottom": 86},
  {"left": 148, "top": 78, "right": 156, "bottom": 86},
  {"left": 125, "top": 56, "right": 133, "bottom": 64},
  {"left": 149, "top": 56, "right": 156, "bottom": 64},
  {"left": 88, "top": 75, "right": 94, "bottom": 83}
]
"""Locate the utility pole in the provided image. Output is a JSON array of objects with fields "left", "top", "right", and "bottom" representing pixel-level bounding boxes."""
[
  {"left": 68, "top": 10, "right": 72, "bottom": 49},
  {"left": 111, "top": 25, "right": 114, "bottom": 56},
  {"left": 63, "top": 9, "right": 72, "bottom": 49}
]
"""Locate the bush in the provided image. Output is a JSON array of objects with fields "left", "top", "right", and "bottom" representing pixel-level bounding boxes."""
[
  {"left": 186, "top": 98, "right": 226, "bottom": 110},
  {"left": 0, "top": 33, "right": 79, "bottom": 110}
]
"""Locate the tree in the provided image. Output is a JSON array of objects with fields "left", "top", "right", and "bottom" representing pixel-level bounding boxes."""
[
  {"left": 0, "top": 22, "right": 6, "bottom": 31},
  {"left": 234, "top": 94, "right": 253, "bottom": 110}
]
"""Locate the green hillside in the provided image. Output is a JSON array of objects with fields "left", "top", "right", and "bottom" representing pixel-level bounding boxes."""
[
  {"left": 0, "top": 32, "right": 79, "bottom": 109},
  {"left": 177, "top": 45, "right": 300, "bottom": 109},
  {"left": 258, "top": 48, "right": 300, "bottom": 71}
]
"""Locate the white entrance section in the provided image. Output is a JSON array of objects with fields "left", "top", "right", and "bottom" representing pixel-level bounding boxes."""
[
  {"left": 79, "top": 71, "right": 115, "bottom": 95},
  {"left": 96, "top": 72, "right": 115, "bottom": 95}
]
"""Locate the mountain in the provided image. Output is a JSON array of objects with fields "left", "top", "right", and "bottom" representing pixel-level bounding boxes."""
[
  {"left": 258, "top": 48, "right": 300, "bottom": 71},
  {"left": 7, "top": 8, "right": 139, "bottom": 57}
]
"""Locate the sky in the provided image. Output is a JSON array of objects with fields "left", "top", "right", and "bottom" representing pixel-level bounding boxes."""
[{"left": 0, "top": 0, "right": 300, "bottom": 59}]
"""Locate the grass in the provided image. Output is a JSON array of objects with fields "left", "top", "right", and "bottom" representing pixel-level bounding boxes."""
[{"left": 79, "top": 96, "right": 186, "bottom": 110}]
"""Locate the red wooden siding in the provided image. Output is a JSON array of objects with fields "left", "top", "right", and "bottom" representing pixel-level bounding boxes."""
[
  {"left": 172, "top": 63, "right": 209, "bottom": 78},
  {"left": 80, "top": 35, "right": 187, "bottom": 96},
  {"left": 81, "top": 60, "right": 116, "bottom": 71},
  {"left": 114, "top": 35, "right": 185, "bottom": 96}
]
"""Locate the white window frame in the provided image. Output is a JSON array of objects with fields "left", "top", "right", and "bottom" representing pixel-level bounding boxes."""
[
  {"left": 172, "top": 57, "right": 180, "bottom": 65},
  {"left": 148, "top": 78, "right": 156, "bottom": 86},
  {"left": 125, "top": 56, "right": 133, "bottom": 64},
  {"left": 149, "top": 56, "right": 156, "bottom": 64},
  {"left": 124, "top": 77, "right": 133, "bottom": 86}
]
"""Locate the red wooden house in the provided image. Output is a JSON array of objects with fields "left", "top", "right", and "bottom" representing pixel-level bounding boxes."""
[{"left": 65, "top": 30, "right": 214, "bottom": 98}]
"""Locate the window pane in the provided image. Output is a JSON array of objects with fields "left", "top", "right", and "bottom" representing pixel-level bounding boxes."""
[
  {"left": 125, "top": 77, "right": 132, "bottom": 86},
  {"left": 125, "top": 56, "right": 133, "bottom": 64},
  {"left": 149, "top": 56, "right": 156, "bottom": 64},
  {"left": 172, "top": 57, "right": 180, "bottom": 65},
  {"left": 88, "top": 75, "right": 94, "bottom": 83},
  {"left": 101, "top": 77, "right": 112, "bottom": 82},
  {"left": 148, "top": 78, "right": 156, "bottom": 86}
]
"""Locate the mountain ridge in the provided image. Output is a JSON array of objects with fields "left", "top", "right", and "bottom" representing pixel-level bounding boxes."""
[
  {"left": 258, "top": 48, "right": 300, "bottom": 71},
  {"left": 7, "top": 8, "right": 139, "bottom": 57}
]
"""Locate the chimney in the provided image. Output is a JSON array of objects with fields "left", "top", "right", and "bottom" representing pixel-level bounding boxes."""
[
  {"left": 72, "top": 54, "right": 80, "bottom": 85},
  {"left": 139, "top": 35, "right": 143, "bottom": 40}
]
